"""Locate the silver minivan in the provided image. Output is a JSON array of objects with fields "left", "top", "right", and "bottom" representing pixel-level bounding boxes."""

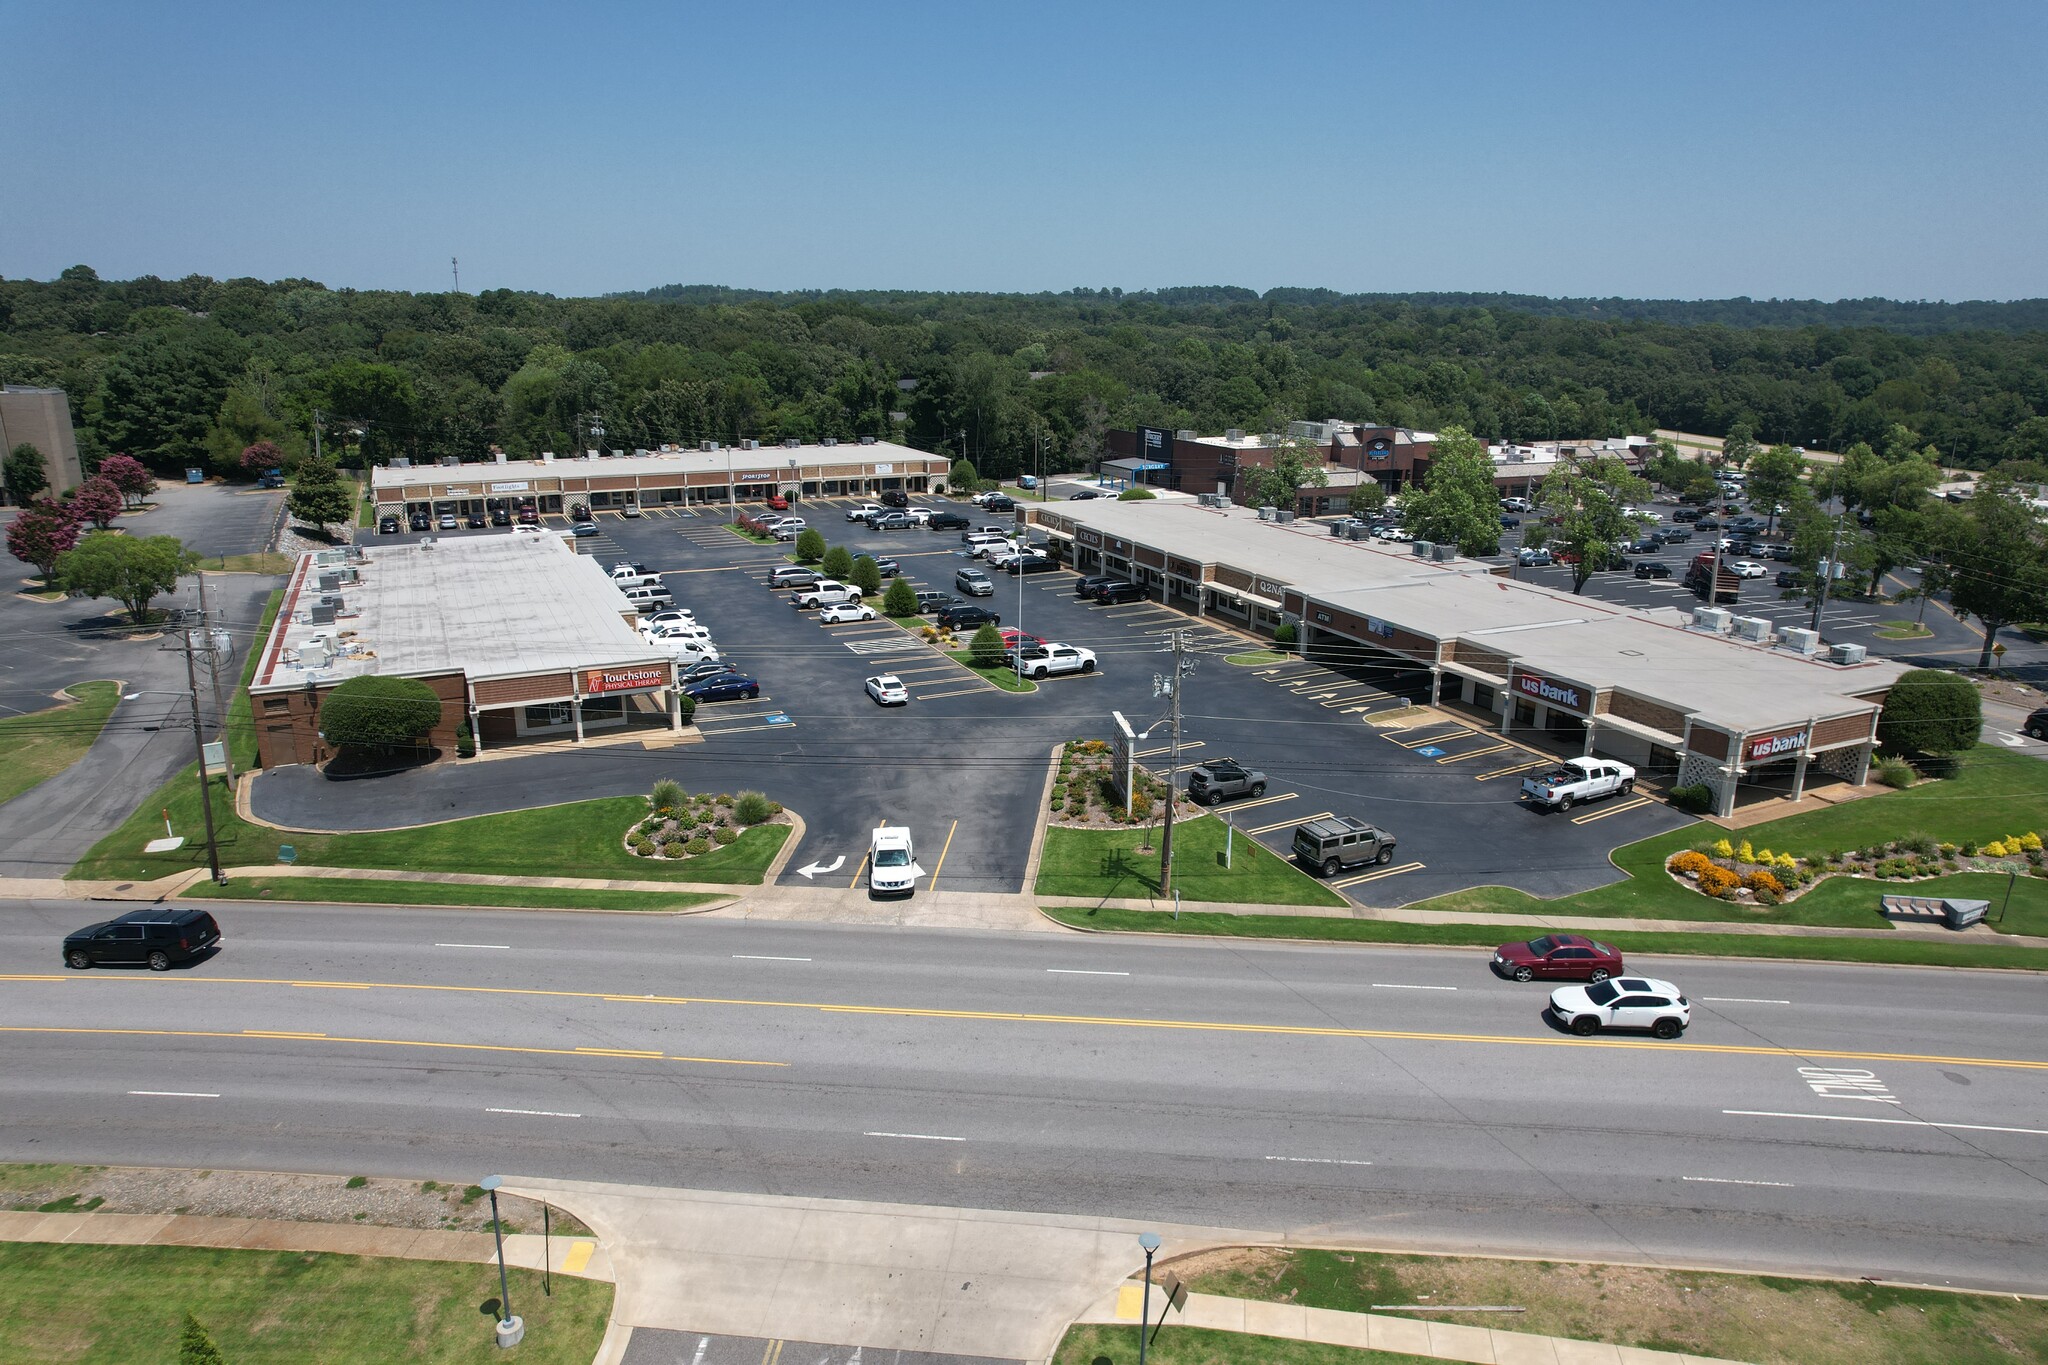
[{"left": 955, "top": 567, "right": 994, "bottom": 597}]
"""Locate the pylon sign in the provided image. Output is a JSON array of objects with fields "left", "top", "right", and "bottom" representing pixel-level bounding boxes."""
[{"left": 1111, "top": 710, "right": 1137, "bottom": 817}]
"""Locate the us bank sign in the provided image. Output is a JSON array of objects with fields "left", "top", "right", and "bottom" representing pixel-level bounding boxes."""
[
  {"left": 1746, "top": 728, "right": 1810, "bottom": 762},
  {"left": 1514, "top": 671, "right": 1585, "bottom": 713}
]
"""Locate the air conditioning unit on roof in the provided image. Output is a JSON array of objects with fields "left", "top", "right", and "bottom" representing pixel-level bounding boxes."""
[
  {"left": 741, "top": 439, "right": 759, "bottom": 450},
  {"left": 859, "top": 435, "right": 877, "bottom": 445},
  {"left": 1692, "top": 607, "right": 1732, "bottom": 632},
  {"left": 821, "top": 437, "right": 838, "bottom": 447},
  {"left": 699, "top": 440, "right": 718, "bottom": 452},
  {"left": 782, "top": 437, "right": 800, "bottom": 448},
  {"left": 1830, "top": 642, "right": 1867, "bottom": 664},
  {"left": 1779, "top": 627, "right": 1820, "bottom": 655},
  {"left": 1274, "top": 510, "right": 1295, "bottom": 523},
  {"left": 1430, "top": 542, "right": 1456, "bottom": 562},
  {"left": 1257, "top": 506, "right": 1275, "bottom": 521},
  {"left": 1732, "top": 615, "right": 1772, "bottom": 642},
  {"left": 1411, "top": 539, "right": 1434, "bottom": 558}
]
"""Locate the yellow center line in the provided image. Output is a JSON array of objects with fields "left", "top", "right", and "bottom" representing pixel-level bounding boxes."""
[
  {"left": 0, "top": 1024, "right": 784, "bottom": 1067},
  {"left": 6, "top": 976, "right": 2045, "bottom": 1072}
]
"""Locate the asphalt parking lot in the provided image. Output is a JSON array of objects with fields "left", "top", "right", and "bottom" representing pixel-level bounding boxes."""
[{"left": 386, "top": 494, "right": 1688, "bottom": 905}]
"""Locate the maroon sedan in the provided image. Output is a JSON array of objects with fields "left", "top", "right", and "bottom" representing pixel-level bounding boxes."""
[{"left": 1491, "top": 933, "right": 1622, "bottom": 983}]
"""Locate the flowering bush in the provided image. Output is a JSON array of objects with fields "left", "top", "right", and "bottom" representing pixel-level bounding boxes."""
[
  {"left": 1696, "top": 866, "right": 1739, "bottom": 897},
  {"left": 2023, "top": 833, "right": 2044, "bottom": 852},
  {"left": 1736, "top": 840, "right": 1757, "bottom": 865},
  {"left": 1711, "top": 838, "right": 1734, "bottom": 859},
  {"left": 1774, "top": 852, "right": 1797, "bottom": 872},
  {"left": 1743, "top": 869, "right": 1784, "bottom": 896},
  {"left": 1669, "top": 850, "right": 1713, "bottom": 877}
]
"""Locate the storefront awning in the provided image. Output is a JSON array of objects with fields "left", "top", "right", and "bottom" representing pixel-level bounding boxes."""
[
  {"left": 1440, "top": 659, "right": 1507, "bottom": 688},
  {"left": 1593, "top": 710, "right": 1687, "bottom": 750}
]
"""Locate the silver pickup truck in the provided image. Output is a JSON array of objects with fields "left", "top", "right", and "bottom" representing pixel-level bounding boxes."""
[{"left": 1520, "top": 757, "right": 1636, "bottom": 812}]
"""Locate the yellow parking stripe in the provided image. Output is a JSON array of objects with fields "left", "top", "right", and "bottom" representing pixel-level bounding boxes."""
[
  {"left": 1438, "top": 740, "right": 1515, "bottom": 764},
  {"left": 1390, "top": 727, "right": 1472, "bottom": 749},
  {"left": 915, "top": 687, "right": 986, "bottom": 700},
  {"left": 1332, "top": 860, "right": 1426, "bottom": 888},
  {"left": 1213, "top": 790, "right": 1298, "bottom": 815},
  {"left": 1571, "top": 795, "right": 1654, "bottom": 824},
  {"left": 1248, "top": 810, "right": 1326, "bottom": 835},
  {"left": 1477, "top": 757, "right": 1554, "bottom": 782}
]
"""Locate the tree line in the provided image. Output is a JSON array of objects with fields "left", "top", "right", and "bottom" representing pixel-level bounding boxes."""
[{"left": 3, "top": 267, "right": 2047, "bottom": 495}]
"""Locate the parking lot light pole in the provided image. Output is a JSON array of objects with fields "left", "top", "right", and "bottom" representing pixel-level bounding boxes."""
[
  {"left": 1137, "top": 1231, "right": 1162, "bottom": 1365},
  {"left": 481, "top": 1175, "right": 523, "bottom": 1347}
]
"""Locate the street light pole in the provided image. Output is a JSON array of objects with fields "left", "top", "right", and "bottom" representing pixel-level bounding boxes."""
[
  {"left": 1137, "top": 1231, "right": 1161, "bottom": 1365},
  {"left": 481, "top": 1175, "right": 524, "bottom": 1347},
  {"left": 181, "top": 631, "right": 226, "bottom": 885},
  {"left": 1158, "top": 631, "right": 1187, "bottom": 896}
]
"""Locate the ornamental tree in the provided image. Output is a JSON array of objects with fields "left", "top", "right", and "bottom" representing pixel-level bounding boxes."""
[
  {"left": 97, "top": 453, "right": 156, "bottom": 507},
  {"left": 4, "top": 442, "right": 49, "bottom": 501},
  {"left": 318, "top": 675, "right": 446, "bottom": 752},
  {"left": 6, "top": 498, "right": 81, "bottom": 581},
  {"left": 240, "top": 440, "right": 286, "bottom": 476},
  {"left": 882, "top": 575, "right": 919, "bottom": 616},
  {"left": 55, "top": 531, "right": 199, "bottom": 624},
  {"left": 849, "top": 553, "right": 884, "bottom": 596},
  {"left": 287, "top": 454, "right": 354, "bottom": 533},
  {"left": 969, "top": 621, "right": 1005, "bottom": 669},
  {"left": 1875, "top": 669, "right": 1982, "bottom": 758},
  {"left": 72, "top": 477, "right": 125, "bottom": 530},
  {"left": 793, "top": 527, "right": 826, "bottom": 563},
  {"left": 821, "top": 544, "right": 854, "bottom": 580}
]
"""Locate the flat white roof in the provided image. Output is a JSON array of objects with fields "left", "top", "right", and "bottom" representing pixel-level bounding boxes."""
[
  {"left": 371, "top": 440, "right": 943, "bottom": 491},
  {"left": 254, "top": 534, "right": 673, "bottom": 692},
  {"left": 1044, "top": 500, "right": 1904, "bottom": 735}
]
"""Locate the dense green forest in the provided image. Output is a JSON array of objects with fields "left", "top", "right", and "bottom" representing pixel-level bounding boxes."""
[{"left": 3, "top": 267, "right": 2045, "bottom": 484}]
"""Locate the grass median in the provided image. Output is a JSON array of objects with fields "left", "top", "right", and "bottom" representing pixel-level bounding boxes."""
[
  {"left": 1042, "top": 904, "right": 2048, "bottom": 969},
  {"left": 1169, "top": 1245, "right": 2048, "bottom": 1365},
  {"left": 191, "top": 876, "right": 724, "bottom": 912},
  {"left": 0, "top": 1242, "right": 608, "bottom": 1364},
  {"left": 0, "top": 680, "right": 121, "bottom": 806},
  {"left": 1055, "top": 1324, "right": 1422, "bottom": 1365},
  {"left": 1038, "top": 817, "right": 1347, "bottom": 908}
]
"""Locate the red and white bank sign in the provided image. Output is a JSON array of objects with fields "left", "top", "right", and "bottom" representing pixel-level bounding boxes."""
[
  {"left": 1513, "top": 670, "right": 1585, "bottom": 713},
  {"left": 1746, "top": 728, "right": 1809, "bottom": 762},
  {"left": 584, "top": 665, "right": 667, "bottom": 695}
]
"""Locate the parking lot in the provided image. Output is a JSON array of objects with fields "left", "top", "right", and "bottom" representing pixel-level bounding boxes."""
[{"left": 331, "top": 491, "right": 1695, "bottom": 905}]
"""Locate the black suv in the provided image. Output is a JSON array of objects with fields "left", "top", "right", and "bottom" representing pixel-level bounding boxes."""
[
  {"left": 937, "top": 602, "right": 1000, "bottom": 630},
  {"left": 378, "top": 514, "right": 401, "bottom": 534},
  {"left": 408, "top": 512, "right": 431, "bottom": 532},
  {"left": 1074, "top": 574, "right": 1120, "bottom": 598},
  {"left": 1670, "top": 506, "right": 1701, "bottom": 522},
  {"left": 983, "top": 494, "right": 1016, "bottom": 512},
  {"left": 879, "top": 489, "right": 909, "bottom": 508},
  {"left": 1093, "top": 580, "right": 1147, "bottom": 604},
  {"left": 2026, "top": 708, "right": 2048, "bottom": 742},
  {"left": 490, "top": 507, "right": 512, "bottom": 526},
  {"left": 927, "top": 511, "right": 970, "bottom": 530},
  {"left": 64, "top": 908, "right": 221, "bottom": 971},
  {"left": 1006, "top": 553, "right": 1057, "bottom": 575}
]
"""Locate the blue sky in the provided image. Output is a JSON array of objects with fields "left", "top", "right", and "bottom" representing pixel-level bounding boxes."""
[{"left": 5, "top": 1, "right": 2044, "bottom": 300}]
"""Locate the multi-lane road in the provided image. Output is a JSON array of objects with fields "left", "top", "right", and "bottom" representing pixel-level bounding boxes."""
[{"left": 2, "top": 899, "right": 2043, "bottom": 1293}]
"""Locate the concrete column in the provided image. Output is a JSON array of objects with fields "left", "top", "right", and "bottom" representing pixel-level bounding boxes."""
[
  {"left": 669, "top": 686, "right": 682, "bottom": 732},
  {"left": 1791, "top": 752, "right": 1810, "bottom": 800},
  {"left": 1582, "top": 721, "right": 1597, "bottom": 757},
  {"left": 468, "top": 705, "right": 484, "bottom": 755},
  {"left": 1717, "top": 768, "right": 1739, "bottom": 818},
  {"left": 1428, "top": 666, "right": 1442, "bottom": 705},
  {"left": 572, "top": 696, "right": 586, "bottom": 743},
  {"left": 1852, "top": 743, "right": 1873, "bottom": 785}
]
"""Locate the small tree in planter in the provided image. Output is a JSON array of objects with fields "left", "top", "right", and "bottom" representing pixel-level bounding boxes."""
[
  {"left": 794, "top": 527, "right": 826, "bottom": 563},
  {"left": 6, "top": 498, "right": 80, "bottom": 583},
  {"left": 849, "top": 554, "right": 883, "bottom": 597},
  {"left": 97, "top": 453, "right": 156, "bottom": 508},
  {"left": 822, "top": 544, "right": 854, "bottom": 580},
  {"left": 969, "top": 621, "right": 1006, "bottom": 669},
  {"left": 72, "top": 477, "right": 125, "bottom": 530},
  {"left": 883, "top": 576, "right": 918, "bottom": 616}
]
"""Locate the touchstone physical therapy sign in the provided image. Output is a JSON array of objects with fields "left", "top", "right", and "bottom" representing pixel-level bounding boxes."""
[{"left": 584, "top": 665, "right": 668, "bottom": 695}]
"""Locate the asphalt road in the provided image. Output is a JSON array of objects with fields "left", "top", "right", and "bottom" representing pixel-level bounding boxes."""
[
  {"left": 254, "top": 499, "right": 1689, "bottom": 903},
  {"left": 3, "top": 901, "right": 2043, "bottom": 1293}
]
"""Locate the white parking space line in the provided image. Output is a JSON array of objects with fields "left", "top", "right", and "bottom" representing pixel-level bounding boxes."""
[
  {"left": 1682, "top": 1175, "right": 1794, "bottom": 1187},
  {"left": 129, "top": 1090, "right": 220, "bottom": 1098},
  {"left": 733, "top": 955, "right": 812, "bottom": 962},
  {"left": 1265, "top": 1155, "right": 1372, "bottom": 1166},
  {"left": 1047, "top": 968, "right": 1130, "bottom": 976},
  {"left": 1704, "top": 997, "right": 1792, "bottom": 1005},
  {"left": 436, "top": 942, "right": 510, "bottom": 949},
  {"left": 865, "top": 1131, "right": 965, "bottom": 1142},
  {"left": 1372, "top": 983, "right": 1457, "bottom": 991},
  {"left": 1725, "top": 1110, "right": 2048, "bottom": 1136},
  {"left": 486, "top": 1107, "right": 583, "bottom": 1118}
]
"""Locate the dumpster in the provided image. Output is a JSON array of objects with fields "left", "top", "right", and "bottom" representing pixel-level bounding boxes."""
[{"left": 185, "top": 467, "right": 205, "bottom": 484}]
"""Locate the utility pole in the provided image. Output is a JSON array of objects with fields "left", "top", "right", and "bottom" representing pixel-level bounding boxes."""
[
  {"left": 1809, "top": 507, "right": 1849, "bottom": 635},
  {"left": 194, "top": 573, "right": 234, "bottom": 784},
  {"left": 182, "top": 620, "right": 225, "bottom": 885},
  {"left": 1158, "top": 631, "right": 1190, "bottom": 896},
  {"left": 451, "top": 256, "right": 459, "bottom": 292}
]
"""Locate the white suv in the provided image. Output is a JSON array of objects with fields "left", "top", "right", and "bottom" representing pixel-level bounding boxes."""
[{"left": 868, "top": 825, "right": 924, "bottom": 897}]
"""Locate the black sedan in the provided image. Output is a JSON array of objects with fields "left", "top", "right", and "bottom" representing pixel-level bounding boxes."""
[
  {"left": 937, "top": 603, "right": 1000, "bottom": 630},
  {"left": 1067, "top": 489, "right": 1101, "bottom": 500},
  {"left": 1633, "top": 560, "right": 1672, "bottom": 579},
  {"left": 1500, "top": 515, "right": 1522, "bottom": 529},
  {"left": 466, "top": 512, "right": 487, "bottom": 529},
  {"left": 682, "top": 672, "right": 760, "bottom": 703},
  {"left": 378, "top": 515, "right": 401, "bottom": 534}
]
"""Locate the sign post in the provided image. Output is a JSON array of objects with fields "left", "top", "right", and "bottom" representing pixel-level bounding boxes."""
[{"left": 1111, "top": 711, "right": 1137, "bottom": 818}]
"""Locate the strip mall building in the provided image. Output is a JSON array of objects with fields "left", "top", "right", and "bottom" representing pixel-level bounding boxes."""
[
  {"left": 249, "top": 535, "right": 687, "bottom": 769},
  {"left": 369, "top": 438, "right": 950, "bottom": 523},
  {"left": 1030, "top": 499, "right": 1907, "bottom": 815}
]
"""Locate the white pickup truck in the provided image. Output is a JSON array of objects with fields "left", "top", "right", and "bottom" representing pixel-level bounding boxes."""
[
  {"left": 792, "top": 580, "right": 862, "bottom": 609},
  {"left": 1520, "top": 757, "right": 1636, "bottom": 812},
  {"left": 1015, "top": 643, "right": 1097, "bottom": 679}
]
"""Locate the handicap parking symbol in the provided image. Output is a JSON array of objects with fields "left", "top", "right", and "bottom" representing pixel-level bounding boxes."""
[
  {"left": 766, "top": 713, "right": 793, "bottom": 726},
  {"left": 1415, "top": 745, "right": 1445, "bottom": 757}
]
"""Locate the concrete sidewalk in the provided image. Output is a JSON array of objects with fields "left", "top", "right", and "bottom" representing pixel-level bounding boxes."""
[{"left": 1077, "top": 1282, "right": 1752, "bottom": 1365}]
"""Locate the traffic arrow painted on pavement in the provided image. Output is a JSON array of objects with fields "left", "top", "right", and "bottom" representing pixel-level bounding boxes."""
[{"left": 796, "top": 855, "right": 847, "bottom": 879}]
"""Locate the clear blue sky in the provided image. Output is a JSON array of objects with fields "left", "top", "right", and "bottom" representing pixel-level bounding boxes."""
[{"left": 5, "top": 0, "right": 2044, "bottom": 300}]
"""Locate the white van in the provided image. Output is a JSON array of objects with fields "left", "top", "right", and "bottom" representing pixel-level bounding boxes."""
[
  {"left": 963, "top": 530, "right": 1009, "bottom": 553},
  {"left": 621, "top": 583, "right": 674, "bottom": 611}
]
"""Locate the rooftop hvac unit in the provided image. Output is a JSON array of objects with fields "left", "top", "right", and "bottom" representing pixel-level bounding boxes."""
[
  {"left": 821, "top": 437, "right": 838, "bottom": 447},
  {"left": 1176, "top": 429, "right": 1197, "bottom": 440},
  {"left": 1779, "top": 627, "right": 1820, "bottom": 655},
  {"left": 1732, "top": 616, "right": 1771, "bottom": 642},
  {"left": 539, "top": 451, "right": 554, "bottom": 462},
  {"left": 1347, "top": 522, "right": 1369, "bottom": 541},
  {"left": 1411, "top": 540, "right": 1435, "bottom": 558},
  {"left": 1692, "top": 607, "right": 1732, "bottom": 632},
  {"left": 1257, "top": 506, "right": 1276, "bottom": 521},
  {"left": 438, "top": 455, "right": 459, "bottom": 467},
  {"left": 782, "top": 437, "right": 801, "bottom": 449},
  {"left": 741, "top": 439, "right": 759, "bottom": 450},
  {"left": 317, "top": 572, "right": 341, "bottom": 592},
  {"left": 699, "top": 440, "right": 719, "bottom": 452},
  {"left": 1225, "top": 428, "right": 1245, "bottom": 440},
  {"left": 1275, "top": 510, "right": 1296, "bottom": 524},
  {"left": 1328, "top": 519, "right": 1348, "bottom": 536},
  {"left": 391, "top": 457, "right": 411, "bottom": 469},
  {"left": 308, "top": 604, "right": 335, "bottom": 625},
  {"left": 1431, "top": 542, "right": 1456, "bottom": 562},
  {"left": 1831, "top": 643, "right": 1868, "bottom": 665},
  {"left": 859, "top": 435, "right": 877, "bottom": 444}
]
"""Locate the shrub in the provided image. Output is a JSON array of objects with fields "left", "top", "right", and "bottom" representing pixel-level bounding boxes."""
[
  {"left": 716, "top": 793, "right": 734, "bottom": 806},
  {"left": 822, "top": 544, "right": 855, "bottom": 579},
  {"left": 1049, "top": 785, "right": 1067, "bottom": 809},
  {"left": 969, "top": 621, "right": 1006, "bottom": 669},
  {"left": 1751, "top": 887, "right": 1782, "bottom": 906},
  {"left": 1774, "top": 852, "right": 1798, "bottom": 872},
  {"left": 685, "top": 837, "right": 710, "bottom": 856},
  {"left": 1668, "top": 850, "right": 1713, "bottom": 877},
  {"left": 735, "top": 790, "right": 774, "bottom": 825},
  {"left": 456, "top": 721, "right": 475, "bottom": 758},
  {"left": 630, "top": 837, "right": 653, "bottom": 856},
  {"left": 1735, "top": 840, "right": 1756, "bottom": 866},
  {"left": 1754, "top": 847, "right": 1774, "bottom": 864},
  {"left": 1959, "top": 840, "right": 1977, "bottom": 857},
  {"left": 883, "top": 576, "right": 919, "bottom": 616},
  {"left": 1983, "top": 839, "right": 2009, "bottom": 857},
  {"left": 662, "top": 840, "right": 688, "bottom": 858},
  {"left": 319, "top": 674, "right": 446, "bottom": 751},
  {"left": 1711, "top": 838, "right": 1734, "bottom": 859},
  {"left": 850, "top": 554, "right": 884, "bottom": 596},
  {"left": 1667, "top": 783, "right": 1713, "bottom": 814},
  {"left": 714, "top": 825, "right": 739, "bottom": 845},
  {"left": 674, "top": 811, "right": 698, "bottom": 832},
  {"left": 1117, "top": 486, "right": 1156, "bottom": 501},
  {"left": 1901, "top": 835, "right": 1937, "bottom": 859},
  {"left": 1874, "top": 756, "right": 1917, "bottom": 789},
  {"left": 1696, "top": 865, "right": 1739, "bottom": 897},
  {"left": 1130, "top": 787, "right": 1155, "bottom": 820},
  {"left": 794, "top": 527, "right": 826, "bottom": 563},
  {"left": 1743, "top": 869, "right": 1784, "bottom": 896},
  {"left": 1273, "top": 622, "right": 1298, "bottom": 646},
  {"left": 1875, "top": 668, "right": 1982, "bottom": 757},
  {"left": 1938, "top": 842, "right": 1958, "bottom": 857},
  {"left": 2024, "top": 832, "right": 2045, "bottom": 852},
  {"left": 651, "top": 778, "right": 686, "bottom": 813}
]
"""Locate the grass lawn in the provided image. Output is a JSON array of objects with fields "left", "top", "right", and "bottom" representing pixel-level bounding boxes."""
[
  {"left": 727, "top": 524, "right": 776, "bottom": 544},
  {"left": 1876, "top": 619, "right": 1935, "bottom": 639},
  {"left": 1173, "top": 1246, "right": 2048, "bottom": 1365},
  {"left": 1224, "top": 649, "right": 1289, "bottom": 665},
  {"left": 1037, "top": 817, "right": 1347, "bottom": 907},
  {"left": 946, "top": 649, "right": 1037, "bottom": 692},
  {"left": 71, "top": 785, "right": 790, "bottom": 885},
  {"left": 192, "top": 876, "right": 724, "bottom": 912},
  {"left": 0, "top": 681, "right": 121, "bottom": 806},
  {"left": 0, "top": 1242, "right": 609, "bottom": 1364},
  {"left": 1042, "top": 905, "right": 2048, "bottom": 969},
  {"left": 1055, "top": 1324, "right": 1426, "bottom": 1365},
  {"left": 201, "top": 551, "right": 294, "bottom": 574}
]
